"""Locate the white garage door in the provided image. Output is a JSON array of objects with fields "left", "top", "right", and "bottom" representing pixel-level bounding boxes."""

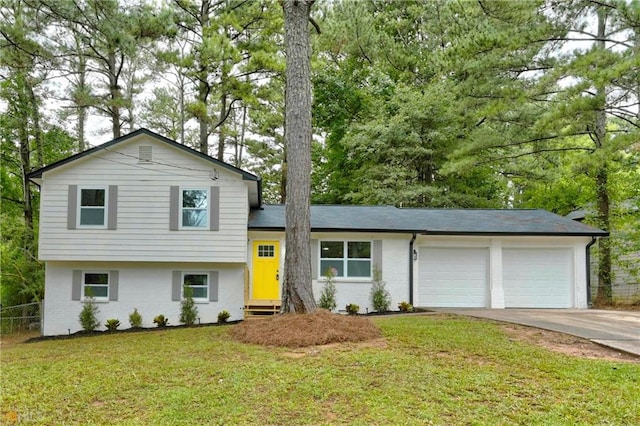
[
  {"left": 503, "top": 248, "right": 573, "bottom": 308},
  {"left": 418, "top": 247, "right": 489, "bottom": 307}
]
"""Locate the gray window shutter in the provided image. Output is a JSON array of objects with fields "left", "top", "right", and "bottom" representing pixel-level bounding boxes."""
[
  {"left": 311, "top": 239, "right": 318, "bottom": 279},
  {"left": 209, "top": 271, "right": 219, "bottom": 302},
  {"left": 109, "top": 270, "right": 119, "bottom": 301},
  {"left": 72, "top": 270, "right": 82, "bottom": 300},
  {"left": 170, "top": 186, "right": 179, "bottom": 230},
  {"left": 107, "top": 185, "right": 118, "bottom": 230},
  {"left": 373, "top": 240, "right": 383, "bottom": 272},
  {"left": 68, "top": 185, "right": 77, "bottom": 230},
  {"left": 172, "top": 271, "right": 182, "bottom": 301},
  {"left": 210, "top": 186, "right": 219, "bottom": 231}
]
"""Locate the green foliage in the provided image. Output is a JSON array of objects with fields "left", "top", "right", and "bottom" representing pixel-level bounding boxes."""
[
  {"left": 78, "top": 299, "right": 100, "bottom": 332},
  {"left": 318, "top": 267, "right": 338, "bottom": 311},
  {"left": 129, "top": 308, "right": 143, "bottom": 328},
  {"left": 217, "top": 310, "right": 231, "bottom": 323},
  {"left": 370, "top": 265, "right": 391, "bottom": 312},
  {"left": 179, "top": 287, "right": 198, "bottom": 326},
  {"left": 153, "top": 315, "right": 169, "bottom": 327},
  {"left": 398, "top": 301, "right": 413, "bottom": 313},
  {"left": 345, "top": 303, "right": 359, "bottom": 315},
  {"left": 104, "top": 319, "right": 120, "bottom": 331}
]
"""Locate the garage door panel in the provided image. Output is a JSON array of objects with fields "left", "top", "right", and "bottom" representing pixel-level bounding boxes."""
[
  {"left": 418, "top": 247, "right": 489, "bottom": 308},
  {"left": 503, "top": 248, "right": 572, "bottom": 308}
]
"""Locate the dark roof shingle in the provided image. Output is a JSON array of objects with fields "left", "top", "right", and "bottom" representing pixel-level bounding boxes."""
[{"left": 248, "top": 205, "right": 607, "bottom": 236}]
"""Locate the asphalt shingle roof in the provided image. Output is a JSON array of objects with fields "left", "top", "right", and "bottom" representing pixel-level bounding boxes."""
[{"left": 248, "top": 205, "right": 607, "bottom": 236}]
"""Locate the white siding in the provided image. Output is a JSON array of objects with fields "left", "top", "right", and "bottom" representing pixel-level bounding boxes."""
[
  {"left": 37, "top": 134, "right": 248, "bottom": 262},
  {"left": 308, "top": 233, "right": 411, "bottom": 313},
  {"left": 42, "top": 261, "right": 245, "bottom": 336}
]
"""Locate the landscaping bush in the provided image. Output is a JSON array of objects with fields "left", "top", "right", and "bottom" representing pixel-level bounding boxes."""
[
  {"left": 370, "top": 265, "right": 391, "bottom": 312},
  {"left": 78, "top": 299, "right": 100, "bottom": 331},
  {"left": 153, "top": 315, "right": 169, "bottom": 327},
  {"left": 179, "top": 287, "right": 198, "bottom": 325},
  {"left": 217, "top": 310, "right": 231, "bottom": 323},
  {"left": 346, "top": 303, "right": 359, "bottom": 315},
  {"left": 105, "top": 319, "right": 120, "bottom": 331},
  {"left": 398, "top": 301, "right": 413, "bottom": 313},
  {"left": 318, "top": 267, "right": 338, "bottom": 311},
  {"left": 129, "top": 308, "right": 142, "bottom": 328}
]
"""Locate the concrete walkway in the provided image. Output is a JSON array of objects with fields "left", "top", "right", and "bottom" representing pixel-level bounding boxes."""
[{"left": 436, "top": 309, "right": 640, "bottom": 357}]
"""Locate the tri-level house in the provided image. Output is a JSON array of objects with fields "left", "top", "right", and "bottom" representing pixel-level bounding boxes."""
[{"left": 29, "top": 129, "right": 607, "bottom": 336}]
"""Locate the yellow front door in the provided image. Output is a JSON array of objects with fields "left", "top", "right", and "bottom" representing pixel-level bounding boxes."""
[{"left": 252, "top": 241, "right": 280, "bottom": 300}]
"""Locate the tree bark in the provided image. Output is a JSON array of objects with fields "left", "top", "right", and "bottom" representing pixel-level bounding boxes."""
[
  {"left": 593, "top": 6, "right": 612, "bottom": 304},
  {"left": 281, "top": 0, "right": 316, "bottom": 313},
  {"left": 108, "top": 50, "right": 121, "bottom": 139}
]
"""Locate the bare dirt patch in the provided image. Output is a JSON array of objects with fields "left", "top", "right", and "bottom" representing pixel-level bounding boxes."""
[
  {"left": 500, "top": 323, "right": 640, "bottom": 363},
  {"left": 229, "top": 309, "right": 382, "bottom": 348}
]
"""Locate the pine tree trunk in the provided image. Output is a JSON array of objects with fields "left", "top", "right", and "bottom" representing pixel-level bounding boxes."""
[
  {"left": 108, "top": 50, "right": 121, "bottom": 139},
  {"left": 281, "top": 0, "right": 316, "bottom": 313},
  {"left": 594, "top": 7, "right": 613, "bottom": 304}
]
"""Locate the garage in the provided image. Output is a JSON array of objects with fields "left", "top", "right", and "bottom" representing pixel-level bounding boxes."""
[
  {"left": 502, "top": 248, "right": 573, "bottom": 308},
  {"left": 418, "top": 247, "right": 489, "bottom": 307}
]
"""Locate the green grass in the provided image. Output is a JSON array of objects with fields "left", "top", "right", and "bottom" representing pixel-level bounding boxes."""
[{"left": 2, "top": 316, "right": 639, "bottom": 425}]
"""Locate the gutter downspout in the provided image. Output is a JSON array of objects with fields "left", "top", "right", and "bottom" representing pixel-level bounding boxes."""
[
  {"left": 409, "top": 233, "right": 417, "bottom": 305},
  {"left": 586, "top": 237, "right": 597, "bottom": 307}
]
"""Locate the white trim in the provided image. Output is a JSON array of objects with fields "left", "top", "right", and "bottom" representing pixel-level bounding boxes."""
[
  {"left": 77, "top": 186, "right": 108, "bottom": 229},
  {"left": 179, "top": 188, "right": 210, "bottom": 230},
  {"left": 82, "top": 271, "right": 110, "bottom": 302},
  {"left": 182, "top": 271, "right": 210, "bottom": 303}
]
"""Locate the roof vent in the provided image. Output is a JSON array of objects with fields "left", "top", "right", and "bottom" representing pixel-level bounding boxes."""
[{"left": 138, "top": 145, "right": 152, "bottom": 163}]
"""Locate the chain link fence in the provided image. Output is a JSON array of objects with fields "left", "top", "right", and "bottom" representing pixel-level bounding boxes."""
[{"left": 0, "top": 302, "right": 41, "bottom": 334}]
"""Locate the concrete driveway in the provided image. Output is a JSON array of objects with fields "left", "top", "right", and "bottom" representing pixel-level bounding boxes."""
[{"left": 438, "top": 309, "right": 640, "bottom": 356}]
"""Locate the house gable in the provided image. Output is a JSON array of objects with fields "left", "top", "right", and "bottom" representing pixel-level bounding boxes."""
[{"left": 31, "top": 130, "right": 253, "bottom": 262}]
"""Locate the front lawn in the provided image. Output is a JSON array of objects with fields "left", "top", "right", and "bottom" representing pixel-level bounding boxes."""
[{"left": 2, "top": 315, "right": 638, "bottom": 425}]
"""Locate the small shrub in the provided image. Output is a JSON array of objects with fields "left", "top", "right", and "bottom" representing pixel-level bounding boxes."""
[
  {"left": 346, "top": 303, "right": 359, "bottom": 315},
  {"left": 129, "top": 308, "right": 143, "bottom": 328},
  {"left": 79, "top": 298, "right": 100, "bottom": 331},
  {"left": 217, "top": 310, "right": 231, "bottom": 323},
  {"left": 153, "top": 314, "right": 169, "bottom": 327},
  {"left": 318, "top": 267, "right": 338, "bottom": 311},
  {"left": 179, "top": 286, "right": 198, "bottom": 325},
  {"left": 398, "top": 301, "right": 413, "bottom": 313},
  {"left": 105, "top": 319, "right": 121, "bottom": 331},
  {"left": 370, "top": 265, "right": 391, "bottom": 312}
]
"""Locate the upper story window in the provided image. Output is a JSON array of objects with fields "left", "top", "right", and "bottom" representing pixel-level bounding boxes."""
[
  {"left": 79, "top": 187, "right": 107, "bottom": 227},
  {"left": 83, "top": 272, "right": 109, "bottom": 301},
  {"left": 320, "top": 241, "right": 371, "bottom": 278},
  {"left": 181, "top": 188, "right": 209, "bottom": 228}
]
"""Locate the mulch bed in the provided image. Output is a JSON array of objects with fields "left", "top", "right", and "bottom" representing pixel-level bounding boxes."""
[{"left": 229, "top": 309, "right": 382, "bottom": 348}]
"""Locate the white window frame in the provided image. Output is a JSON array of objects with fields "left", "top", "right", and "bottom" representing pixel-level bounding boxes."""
[
  {"left": 83, "top": 271, "right": 109, "bottom": 302},
  {"left": 179, "top": 188, "right": 209, "bottom": 229},
  {"left": 77, "top": 186, "right": 108, "bottom": 228},
  {"left": 320, "top": 240, "right": 372, "bottom": 279},
  {"left": 182, "top": 272, "right": 209, "bottom": 302}
]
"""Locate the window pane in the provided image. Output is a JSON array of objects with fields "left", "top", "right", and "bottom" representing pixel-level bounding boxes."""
[
  {"left": 347, "top": 260, "right": 371, "bottom": 277},
  {"left": 81, "top": 189, "right": 105, "bottom": 207},
  {"left": 184, "top": 274, "right": 207, "bottom": 286},
  {"left": 320, "top": 260, "right": 344, "bottom": 277},
  {"left": 85, "top": 285, "right": 108, "bottom": 298},
  {"left": 80, "top": 208, "right": 105, "bottom": 225},
  {"left": 182, "top": 209, "right": 207, "bottom": 227},
  {"left": 321, "top": 241, "right": 343, "bottom": 258},
  {"left": 190, "top": 287, "right": 207, "bottom": 299},
  {"left": 348, "top": 242, "right": 370, "bottom": 259},
  {"left": 85, "top": 273, "right": 109, "bottom": 285},
  {"left": 182, "top": 189, "right": 207, "bottom": 208}
]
